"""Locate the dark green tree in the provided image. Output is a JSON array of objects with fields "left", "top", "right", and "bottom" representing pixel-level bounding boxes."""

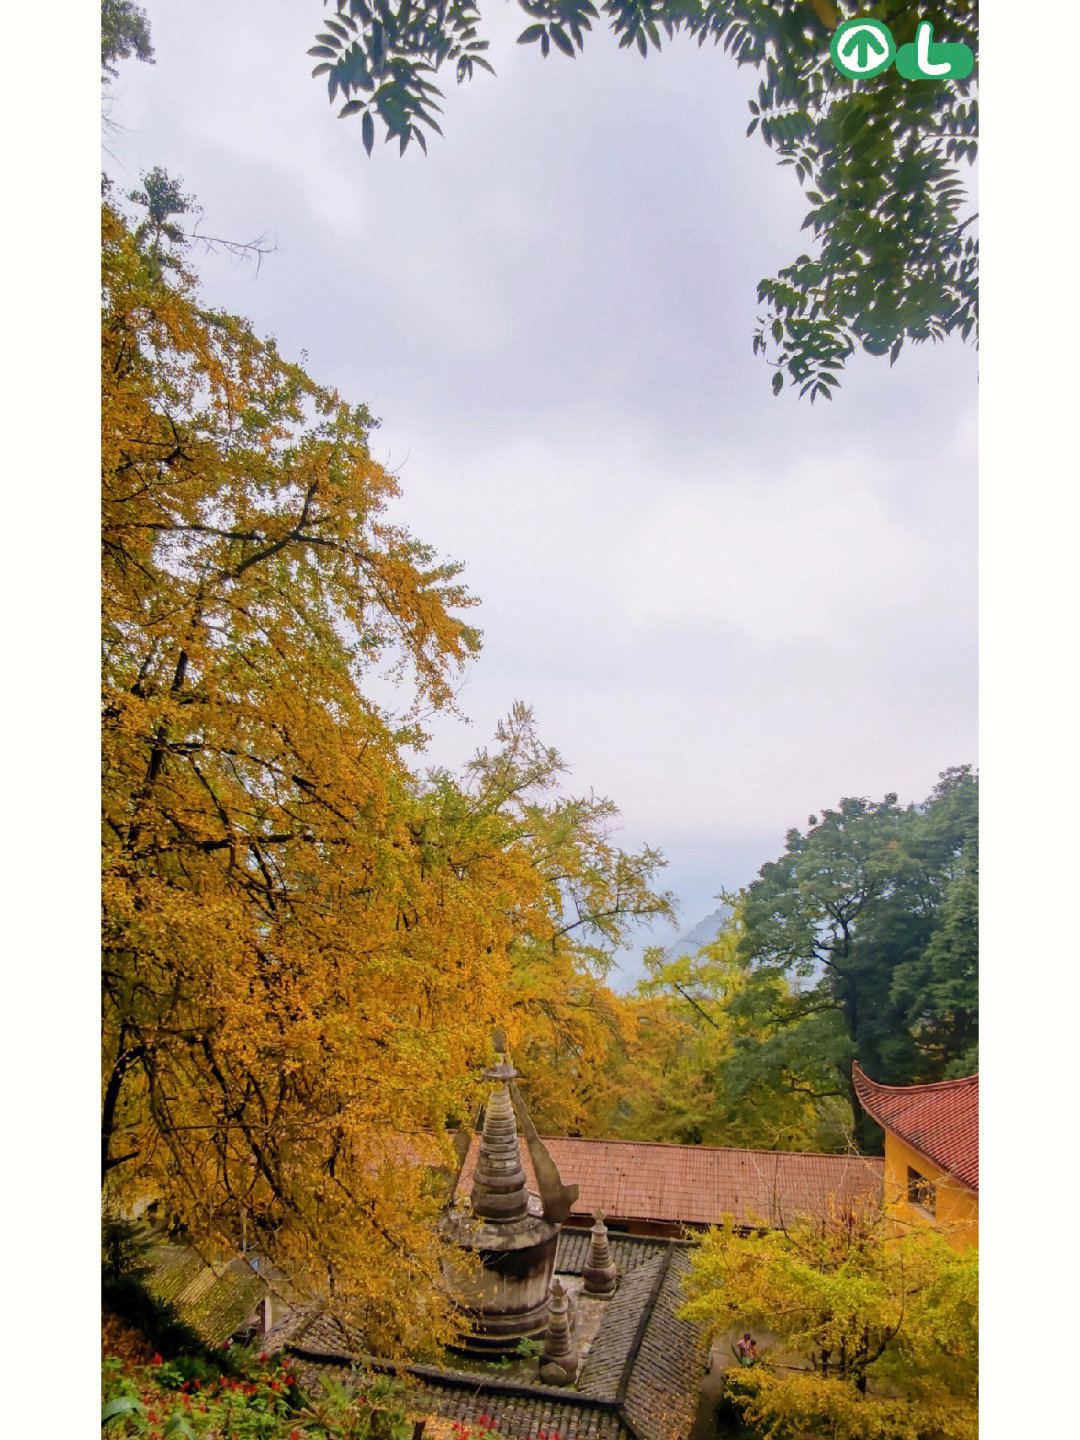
[
  {"left": 308, "top": 1, "right": 977, "bottom": 399},
  {"left": 102, "top": 0, "right": 153, "bottom": 76},
  {"left": 126, "top": 167, "right": 193, "bottom": 267},
  {"left": 890, "top": 768, "right": 978, "bottom": 1078},
  {"left": 736, "top": 768, "right": 977, "bottom": 1149},
  {"left": 619, "top": 918, "right": 852, "bottom": 1150}
]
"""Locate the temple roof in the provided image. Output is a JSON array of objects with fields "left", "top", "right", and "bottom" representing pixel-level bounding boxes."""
[
  {"left": 265, "top": 1235, "right": 707, "bottom": 1440},
  {"left": 577, "top": 1247, "right": 703, "bottom": 1440},
  {"left": 852, "top": 1063, "right": 978, "bottom": 1191},
  {"left": 457, "top": 1132, "right": 882, "bottom": 1229},
  {"left": 137, "top": 1241, "right": 271, "bottom": 1347},
  {"left": 555, "top": 1227, "right": 677, "bottom": 1279}
]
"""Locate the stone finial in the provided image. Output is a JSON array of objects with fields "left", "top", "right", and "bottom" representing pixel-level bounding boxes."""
[
  {"left": 483, "top": 1031, "right": 517, "bottom": 1085},
  {"left": 538, "top": 1279, "right": 578, "bottom": 1385},
  {"left": 470, "top": 1045, "right": 528, "bottom": 1222},
  {"left": 583, "top": 1210, "right": 617, "bottom": 1297}
]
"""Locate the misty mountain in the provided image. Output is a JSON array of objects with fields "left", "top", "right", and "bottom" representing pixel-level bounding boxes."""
[{"left": 664, "top": 905, "right": 731, "bottom": 961}]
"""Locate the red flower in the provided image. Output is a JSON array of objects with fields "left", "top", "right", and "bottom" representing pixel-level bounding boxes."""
[
  {"left": 259, "top": 1351, "right": 269, "bottom": 1362},
  {"left": 193, "top": 1379, "right": 201, "bottom": 1390},
  {"left": 147, "top": 1412, "right": 159, "bottom": 1424},
  {"left": 152, "top": 1354, "right": 163, "bottom": 1366},
  {"left": 269, "top": 1380, "right": 280, "bottom": 1392},
  {"left": 291, "top": 1431, "right": 301, "bottom": 1440}
]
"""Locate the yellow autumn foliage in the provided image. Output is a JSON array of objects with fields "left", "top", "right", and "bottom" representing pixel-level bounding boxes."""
[
  {"left": 102, "top": 203, "right": 672, "bottom": 1352},
  {"left": 681, "top": 1206, "right": 977, "bottom": 1440},
  {"left": 102, "top": 200, "right": 535, "bottom": 1352}
]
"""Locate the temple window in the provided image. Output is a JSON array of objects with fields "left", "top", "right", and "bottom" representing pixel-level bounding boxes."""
[{"left": 907, "top": 1166, "right": 936, "bottom": 1215}]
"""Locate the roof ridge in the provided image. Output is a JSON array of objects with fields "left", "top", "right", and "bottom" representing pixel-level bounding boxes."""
[
  {"left": 614, "top": 1247, "right": 674, "bottom": 1408},
  {"left": 539, "top": 1133, "right": 875, "bottom": 1162},
  {"left": 852, "top": 1062, "right": 978, "bottom": 1095},
  {"left": 360, "top": 1354, "right": 627, "bottom": 1411}
]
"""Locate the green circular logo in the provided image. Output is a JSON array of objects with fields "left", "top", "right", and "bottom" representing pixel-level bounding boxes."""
[{"left": 831, "top": 18, "right": 896, "bottom": 80}]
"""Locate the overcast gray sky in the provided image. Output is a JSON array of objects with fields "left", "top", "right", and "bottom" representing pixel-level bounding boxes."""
[{"left": 104, "top": 1, "right": 978, "bottom": 980}]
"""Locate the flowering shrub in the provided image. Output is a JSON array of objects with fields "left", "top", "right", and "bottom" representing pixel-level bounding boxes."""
[
  {"left": 103, "top": 1352, "right": 591, "bottom": 1440},
  {"left": 103, "top": 1352, "right": 298, "bottom": 1439},
  {"left": 450, "top": 1420, "right": 501, "bottom": 1439}
]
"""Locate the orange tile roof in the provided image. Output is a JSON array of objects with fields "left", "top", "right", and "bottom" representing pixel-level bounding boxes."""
[
  {"left": 852, "top": 1063, "right": 978, "bottom": 1191},
  {"left": 455, "top": 1133, "right": 882, "bottom": 1229}
]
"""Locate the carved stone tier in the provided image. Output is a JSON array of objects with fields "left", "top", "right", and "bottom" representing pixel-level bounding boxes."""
[
  {"left": 441, "top": 1200, "right": 559, "bottom": 1355},
  {"left": 471, "top": 1077, "right": 528, "bottom": 1223}
]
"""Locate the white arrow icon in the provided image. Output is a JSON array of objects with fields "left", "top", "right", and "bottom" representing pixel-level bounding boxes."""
[{"left": 839, "top": 24, "right": 888, "bottom": 72}]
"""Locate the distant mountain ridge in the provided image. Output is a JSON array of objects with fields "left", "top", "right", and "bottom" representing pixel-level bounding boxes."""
[{"left": 664, "top": 906, "right": 731, "bottom": 961}]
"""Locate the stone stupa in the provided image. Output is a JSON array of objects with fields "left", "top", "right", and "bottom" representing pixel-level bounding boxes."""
[{"left": 440, "top": 1031, "right": 578, "bottom": 1356}]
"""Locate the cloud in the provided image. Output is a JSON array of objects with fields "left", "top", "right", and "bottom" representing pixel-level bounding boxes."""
[
  {"left": 110, "top": 1, "right": 978, "bottom": 919},
  {"left": 622, "top": 443, "right": 976, "bottom": 646}
]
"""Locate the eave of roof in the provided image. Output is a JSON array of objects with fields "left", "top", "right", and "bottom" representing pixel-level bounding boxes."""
[
  {"left": 143, "top": 1244, "right": 266, "bottom": 1347},
  {"left": 852, "top": 1063, "right": 978, "bottom": 1192}
]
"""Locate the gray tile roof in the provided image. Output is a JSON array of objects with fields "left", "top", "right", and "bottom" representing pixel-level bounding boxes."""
[
  {"left": 401, "top": 1375, "right": 632, "bottom": 1440},
  {"left": 142, "top": 1244, "right": 266, "bottom": 1348},
  {"left": 275, "top": 1352, "right": 634, "bottom": 1440},
  {"left": 554, "top": 1230, "right": 678, "bottom": 1278},
  {"left": 264, "top": 1306, "right": 364, "bottom": 1359},
  {"left": 577, "top": 1257, "right": 666, "bottom": 1400},
  {"left": 576, "top": 1248, "right": 707, "bottom": 1440},
  {"left": 268, "top": 1239, "right": 706, "bottom": 1440},
  {"left": 621, "top": 1250, "right": 705, "bottom": 1440}
]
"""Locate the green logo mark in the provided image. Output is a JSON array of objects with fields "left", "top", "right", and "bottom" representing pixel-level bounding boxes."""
[
  {"left": 895, "top": 21, "right": 975, "bottom": 81},
  {"left": 831, "top": 17, "right": 974, "bottom": 83},
  {"left": 831, "top": 18, "right": 896, "bottom": 79}
]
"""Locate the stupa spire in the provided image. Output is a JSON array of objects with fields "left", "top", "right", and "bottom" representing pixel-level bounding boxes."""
[{"left": 470, "top": 1029, "right": 529, "bottom": 1222}]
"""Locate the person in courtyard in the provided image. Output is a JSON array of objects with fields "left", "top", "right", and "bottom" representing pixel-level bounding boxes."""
[{"left": 736, "top": 1333, "right": 757, "bottom": 1362}]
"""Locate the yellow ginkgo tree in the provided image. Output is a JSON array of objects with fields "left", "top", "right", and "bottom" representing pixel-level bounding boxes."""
[
  {"left": 102, "top": 198, "right": 671, "bottom": 1352},
  {"left": 101, "top": 196, "right": 537, "bottom": 1350},
  {"left": 680, "top": 1203, "right": 978, "bottom": 1440}
]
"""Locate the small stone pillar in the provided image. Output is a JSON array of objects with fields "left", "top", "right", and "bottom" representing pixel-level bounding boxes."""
[
  {"left": 583, "top": 1210, "right": 617, "bottom": 1297},
  {"left": 538, "top": 1279, "right": 578, "bottom": 1386}
]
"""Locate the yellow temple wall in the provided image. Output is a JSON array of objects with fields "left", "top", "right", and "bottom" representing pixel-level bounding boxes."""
[{"left": 881, "top": 1129, "right": 978, "bottom": 1252}]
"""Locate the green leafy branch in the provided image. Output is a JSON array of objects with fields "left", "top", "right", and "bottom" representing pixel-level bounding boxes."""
[{"left": 308, "top": 1, "right": 976, "bottom": 397}]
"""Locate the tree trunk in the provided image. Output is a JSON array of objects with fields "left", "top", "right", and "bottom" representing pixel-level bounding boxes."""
[{"left": 102, "top": 1029, "right": 143, "bottom": 1183}]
